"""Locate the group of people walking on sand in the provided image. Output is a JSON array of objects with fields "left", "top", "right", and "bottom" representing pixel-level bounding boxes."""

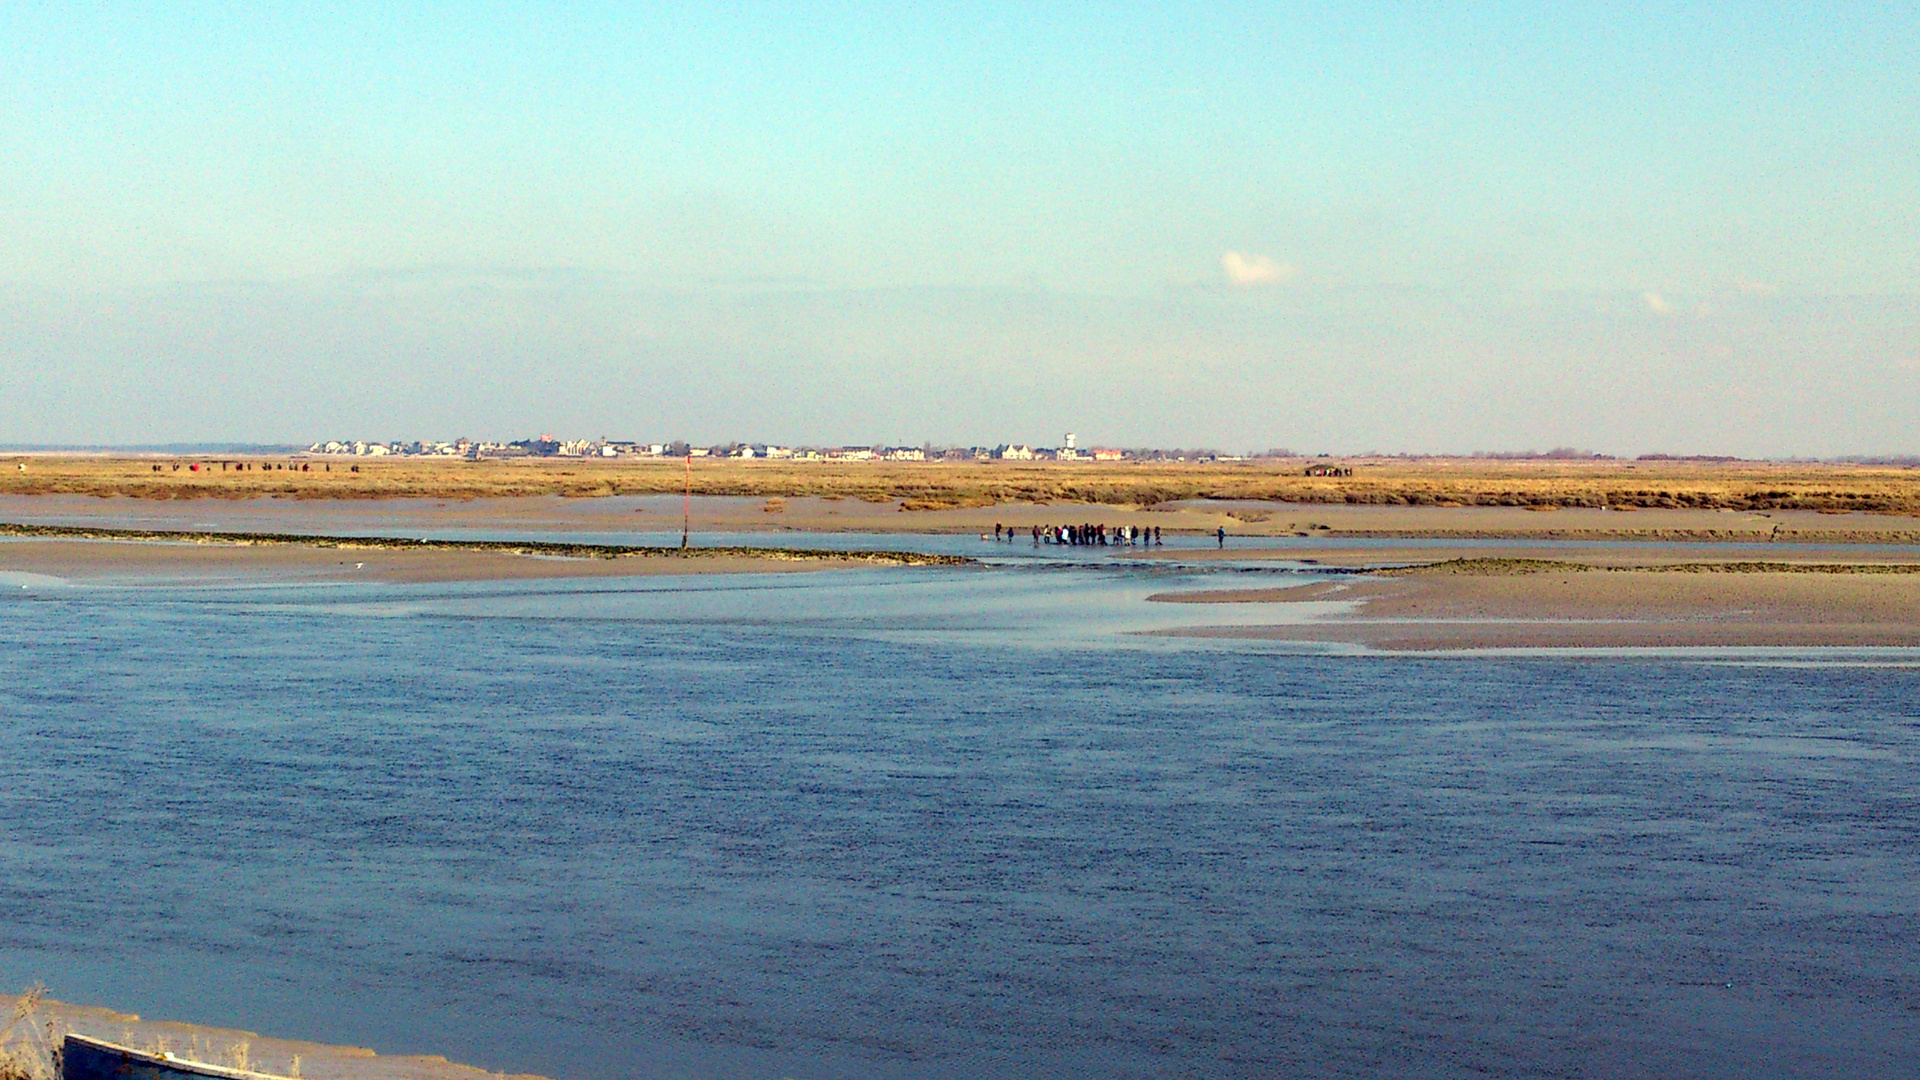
[
  {"left": 991, "top": 522, "right": 1164, "bottom": 546},
  {"left": 987, "top": 522, "right": 1229, "bottom": 548}
]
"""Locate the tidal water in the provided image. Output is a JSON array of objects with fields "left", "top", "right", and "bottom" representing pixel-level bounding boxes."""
[{"left": 2, "top": 565, "right": 1917, "bottom": 1079}]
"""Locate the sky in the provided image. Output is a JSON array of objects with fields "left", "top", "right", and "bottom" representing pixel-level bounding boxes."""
[{"left": 1, "top": 2, "right": 1915, "bottom": 454}]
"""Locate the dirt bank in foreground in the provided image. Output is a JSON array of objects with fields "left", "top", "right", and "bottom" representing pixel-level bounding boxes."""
[{"left": 2, "top": 994, "right": 548, "bottom": 1080}]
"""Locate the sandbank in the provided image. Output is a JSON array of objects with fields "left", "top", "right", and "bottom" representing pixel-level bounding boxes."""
[
  {"left": 1150, "top": 564, "right": 1920, "bottom": 650},
  {"left": 0, "top": 518, "right": 975, "bottom": 584},
  {"left": 0, "top": 539, "right": 867, "bottom": 584}
]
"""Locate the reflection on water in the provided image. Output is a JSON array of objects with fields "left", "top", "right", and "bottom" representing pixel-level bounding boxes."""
[
  {"left": 1, "top": 569, "right": 1917, "bottom": 1079},
  {"left": 224, "top": 567, "right": 1346, "bottom": 648}
]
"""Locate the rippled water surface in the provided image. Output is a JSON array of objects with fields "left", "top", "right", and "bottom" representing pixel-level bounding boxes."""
[{"left": 2, "top": 567, "right": 1917, "bottom": 1079}]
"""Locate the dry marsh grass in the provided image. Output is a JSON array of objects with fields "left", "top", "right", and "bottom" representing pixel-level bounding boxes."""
[{"left": 6, "top": 456, "right": 1920, "bottom": 513}]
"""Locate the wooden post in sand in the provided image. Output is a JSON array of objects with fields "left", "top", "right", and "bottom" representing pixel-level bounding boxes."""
[{"left": 681, "top": 452, "right": 692, "bottom": 550}]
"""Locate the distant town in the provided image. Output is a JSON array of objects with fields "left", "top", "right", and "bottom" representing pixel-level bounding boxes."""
[
  {"left": 305, "top": 433, "right": 1267, "bottom": 463},
  {"left": 296, "top": 438, "right": 1920, "bottom": 467}
]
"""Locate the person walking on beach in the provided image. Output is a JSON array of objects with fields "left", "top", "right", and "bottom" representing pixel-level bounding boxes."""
[{"left": 1216, "top": 525, "right": 1226, "bottom": 549}]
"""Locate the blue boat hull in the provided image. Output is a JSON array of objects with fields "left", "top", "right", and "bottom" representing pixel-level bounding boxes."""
[{"left": 61, "top": 1035, "right": 283, "bottom": 1080}]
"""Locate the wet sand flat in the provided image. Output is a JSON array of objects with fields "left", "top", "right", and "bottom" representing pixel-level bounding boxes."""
[
  {"left": 1135, "top": 538, "right": 1920, "bottom": 568},
  {"left": 1152, "top": 570, "right": 1920, "bottom": 650}
]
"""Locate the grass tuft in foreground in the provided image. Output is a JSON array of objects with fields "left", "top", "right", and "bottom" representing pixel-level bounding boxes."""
[{"left": 0, "top": 986, "right": 54, "bottom": 1080}]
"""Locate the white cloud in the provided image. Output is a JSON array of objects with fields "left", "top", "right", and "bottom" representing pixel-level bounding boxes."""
[
  {"left": 1222, "top": 251, "right": 1296, "bottom": 287},
  {"left": 1642, "top": 291, "right": 1673, "bottom": 315},
  {"left": 1734, "top": 278, "right": 1779, "bottom": 296}
]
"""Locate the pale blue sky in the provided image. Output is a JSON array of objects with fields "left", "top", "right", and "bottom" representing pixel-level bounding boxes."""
[{"left": 2, "top": 3, "right": 1914, "bottom": 452}]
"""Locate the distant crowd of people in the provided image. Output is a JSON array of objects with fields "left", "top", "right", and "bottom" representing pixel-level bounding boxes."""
[
  {"left": 987, "top": 522, "right": 1229, "bottom": 548},
  {"left": 991, "top": 522, "right": 1163, "bottom": 546}
]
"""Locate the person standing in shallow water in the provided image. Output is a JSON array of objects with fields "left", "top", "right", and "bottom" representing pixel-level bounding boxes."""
[{"left": 1217, "top": 525, "right": 1226, "bottom": 549}]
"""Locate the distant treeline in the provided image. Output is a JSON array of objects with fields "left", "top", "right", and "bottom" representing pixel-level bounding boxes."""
[
  {"left": 1472, "top": 448, "right": 1614, "bottom": 460},
  {"left": 1838, "top": 455, "right": 1920, "bottom": 466}
]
